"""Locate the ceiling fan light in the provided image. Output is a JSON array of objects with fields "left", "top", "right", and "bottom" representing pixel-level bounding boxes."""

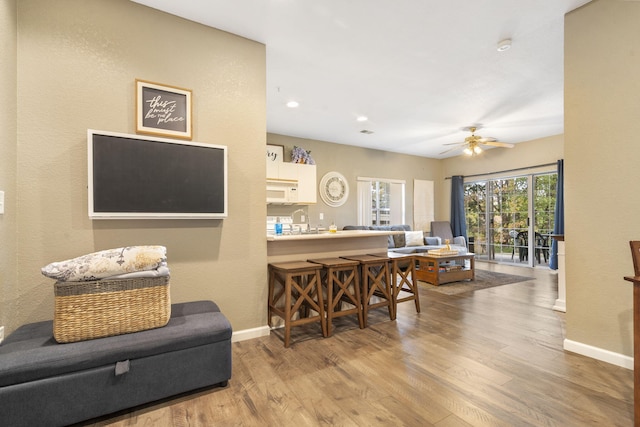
[
  {"left": 474, "top": 145, "right": 483, "bottom": 154},
  {"left": 463, "top": 147, "right": 473, "bottom": 156}
]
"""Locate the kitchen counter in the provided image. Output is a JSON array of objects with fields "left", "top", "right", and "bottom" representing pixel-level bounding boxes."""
[
  {"left": 267, "top": 229, "right": 401, "bottom": 263},
  {"left": 266, "top": 229, "right": 398, "bottom": 241}
]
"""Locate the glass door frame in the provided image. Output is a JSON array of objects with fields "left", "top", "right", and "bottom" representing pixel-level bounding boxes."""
[
  {"left": 465, "top": 171, "right": 555, "bottom": 267},
  {"left": 486, "top": 175, "right": 533, "bottom": 267}
]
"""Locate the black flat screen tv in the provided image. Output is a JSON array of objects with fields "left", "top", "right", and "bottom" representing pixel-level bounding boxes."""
[{"left": 88, "top": 129, "right": 227, "bottom": 219}]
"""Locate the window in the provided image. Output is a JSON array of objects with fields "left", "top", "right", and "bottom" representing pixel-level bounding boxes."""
[
  {"left": 356, "top": 177, "right": 405, "bottom": 226},
  {"left": 464, "top": 172, "right": 556, "bottom": 266}
]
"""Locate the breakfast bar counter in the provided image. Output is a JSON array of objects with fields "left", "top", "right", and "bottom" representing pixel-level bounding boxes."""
[{"left": 267, "top": 230, "right": 399, "bottom": 263}]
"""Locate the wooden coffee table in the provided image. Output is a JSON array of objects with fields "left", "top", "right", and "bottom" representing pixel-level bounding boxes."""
[{"left": 414, "top": 253, "right": 475, "bottom": 286}]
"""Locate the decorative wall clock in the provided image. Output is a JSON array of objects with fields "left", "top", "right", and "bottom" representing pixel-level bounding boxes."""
[{"left": 319, "top": 171, "right": 349, "bottom": 207}]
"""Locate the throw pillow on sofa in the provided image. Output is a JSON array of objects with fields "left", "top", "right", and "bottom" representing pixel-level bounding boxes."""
[
  {"left": 390, "top": 225, "right": 411, "bottom": 247},
  {"left": 425, "top": 236, "right": 441, "bottom": 246},
  {"left": 405, "top": 231, "right": 424, "bottom": 247}
]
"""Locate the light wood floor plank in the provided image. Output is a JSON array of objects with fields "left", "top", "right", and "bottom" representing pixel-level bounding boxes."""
[{"left": 75, "top": 262, "right": 633, "bottom": 426}]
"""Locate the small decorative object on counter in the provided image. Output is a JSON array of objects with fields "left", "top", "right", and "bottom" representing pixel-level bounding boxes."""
[{"left": 329, "top": 221, "right": 337, "bottom": 233}]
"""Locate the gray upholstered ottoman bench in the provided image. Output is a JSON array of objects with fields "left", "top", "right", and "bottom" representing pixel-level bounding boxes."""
[{"left": 0, "top": 300, "right": 232, "bottom": 427}]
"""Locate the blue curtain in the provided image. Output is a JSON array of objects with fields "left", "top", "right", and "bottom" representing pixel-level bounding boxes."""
[
  {"left": 549, "top": 159, "right": 564, "bottom": 270},
  {"left": 450, "top": 175, "right": 468, "bottom": 243}
]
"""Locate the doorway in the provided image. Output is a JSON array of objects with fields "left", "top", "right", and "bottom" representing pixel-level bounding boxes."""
[{"left": 464, "top": 173, "right": 556, "bottom": 267}]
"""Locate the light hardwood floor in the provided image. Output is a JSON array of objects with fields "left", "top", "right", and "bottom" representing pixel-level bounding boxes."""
[{"left": 79, "top": 262, "right": 633, "bottom": 426}]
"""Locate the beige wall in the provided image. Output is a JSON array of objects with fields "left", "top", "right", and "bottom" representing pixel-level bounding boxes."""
[
  {"left": 3, "top": 0, "right": 266, "bottom": 334},
  {"left": 0, "top": 0, "right": 18, "bottom": 333},
  {"left": 565, "top": 0, "right": 640, "bottom": 358},
  {"left": 266, "top": 133, "right": 563, "bottom": 231},
  {"left": 5, "top": 0, "right": 634, "bottom": 367},
  {"left": 267, "top": 133, "right": 443, "bottom": 229}
]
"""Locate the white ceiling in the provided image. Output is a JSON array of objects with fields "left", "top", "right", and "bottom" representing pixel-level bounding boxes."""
[{"left": 131, "top": 0, "right": 591, "bottom": 159}]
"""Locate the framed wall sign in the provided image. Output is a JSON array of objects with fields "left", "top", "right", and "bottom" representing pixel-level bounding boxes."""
[
  {"left": 136, "top": 79, "right": 192, "bottom": 140},
  {"left": 266, "top": 144, "right": 284, "bottom": 163}
]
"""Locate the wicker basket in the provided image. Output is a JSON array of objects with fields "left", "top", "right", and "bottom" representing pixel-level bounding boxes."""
[{"left": 53, "top": 276, "right": 171, "bottom": 343}]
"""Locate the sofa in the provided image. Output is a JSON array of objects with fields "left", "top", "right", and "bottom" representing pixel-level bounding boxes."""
[
  {"left": 0, "top": 300, "right": 232, "bottom": 427},
  {"left": 343, "top": 221, "right": 467, "bottom": 254}
]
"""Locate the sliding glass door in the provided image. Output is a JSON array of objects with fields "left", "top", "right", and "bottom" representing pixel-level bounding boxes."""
[
  {"left": 532, "top": 174, "right": 557, "bottom": 266},
  {"left": 465, "top": 182, "right": 488, "bottom": 257},
  {"left": 464, "top": 173, "right": 556, "bottom": 267}
]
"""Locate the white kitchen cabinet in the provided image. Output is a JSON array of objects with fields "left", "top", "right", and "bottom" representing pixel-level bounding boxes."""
[
  {"left": 296, "top": 164, "right": 316, "bottom": 204},
  {"left": 266, "top": 162, "right": 316, "bottom": 204}
]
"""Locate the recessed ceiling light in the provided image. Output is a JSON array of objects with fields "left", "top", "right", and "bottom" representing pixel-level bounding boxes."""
[
  {"left": 356, "top": 115, "right": 368, "bottom": 122},
  {"left": 497, "top": 39, "right": 511, "bottom": 52},
  {"left": 286, "top": 100, "right": 299, "bottom": 108}
]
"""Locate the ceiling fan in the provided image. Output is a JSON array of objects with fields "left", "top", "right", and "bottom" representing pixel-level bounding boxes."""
[{"left": 440, "top": 126, "right": 515, "bottom": 156}]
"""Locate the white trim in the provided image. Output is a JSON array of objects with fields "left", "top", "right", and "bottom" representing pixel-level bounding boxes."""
[
  {"left": 462, "top": 165, "right": 556, "bottom": 183},
  {"left": 552, "top": 299, "right": 566, "bottom": 312},
  {"left": 357, "top": 180, "right": 372, "bottom": 226},
  {"left": 563, "top": 339, "right": 633, "bottom": 370},
  {"left": 231, "top": 325, "right": 270, "bottom": 343},
  {"left": 87, "top": 129, "right": 228, "bottom": 219},
  {"left": 552, "top": 241, "right": 566, "bottom": 312},
  {"left": 389, "top": 181, "right": 405, "bottom": 224},
  {"left": 357, "top": 176, "right": 406, "bottom": 184}
]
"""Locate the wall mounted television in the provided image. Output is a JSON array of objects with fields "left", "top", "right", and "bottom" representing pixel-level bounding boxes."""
[{"left": 88, "top": 129, "right": 227, "bottom": 219}]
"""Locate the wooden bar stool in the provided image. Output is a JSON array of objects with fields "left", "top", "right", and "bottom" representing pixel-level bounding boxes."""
[
  {"left": 372, "top": 252, "right": 421, "bottom": 314},
  {"left": 268, "top": 261, "right": 326, "bottom": 347},
  {"left": 341, "top": 254, "right": 394, "bottom": 327},
  {"left": 308, "top": 257, "right": 363, "bottom": 337}
]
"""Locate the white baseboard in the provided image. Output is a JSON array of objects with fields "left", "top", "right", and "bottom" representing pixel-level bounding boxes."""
[
  {"left": 231, "top": 325, "right": 270, "bottom": 343},
  {"left": 564, "top": 339, "right": 633, "bottom": 370},
  {"left": 231, "top": 329, "right": 636, "bottom": 370},
  {"left": 552, "top": 299, "right": 566, "bottom": 312}
]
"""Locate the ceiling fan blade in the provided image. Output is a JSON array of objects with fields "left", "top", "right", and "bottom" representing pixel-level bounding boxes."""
[
  {"left": 442, "top": 125, "right": 513, "bottom": 155},
  {"left": 439, "top": 145, "right": 464, "bottom": 155},
  {"left": 478, "top": 136, "right": 497, "bottom": 143},
  {"left": 480, "top": 141, "right": 515, "bottom": 148}
]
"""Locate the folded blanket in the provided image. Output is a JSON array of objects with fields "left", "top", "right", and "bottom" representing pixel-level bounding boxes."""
[
  {"left": 103, "top": 262, "right": 170, "bottom": 280},
  {"left": 42, "top": 246, "right": 167, "bottom": 282}
]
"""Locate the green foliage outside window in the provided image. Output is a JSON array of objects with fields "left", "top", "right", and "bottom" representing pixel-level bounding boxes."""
[{"left": 464, "top": 173, "right": 557, "bottom": 262}]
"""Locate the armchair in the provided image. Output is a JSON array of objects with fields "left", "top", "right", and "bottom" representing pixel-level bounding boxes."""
[{"left": 430, "top": 221, "right": 467, "bottom": 249}]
